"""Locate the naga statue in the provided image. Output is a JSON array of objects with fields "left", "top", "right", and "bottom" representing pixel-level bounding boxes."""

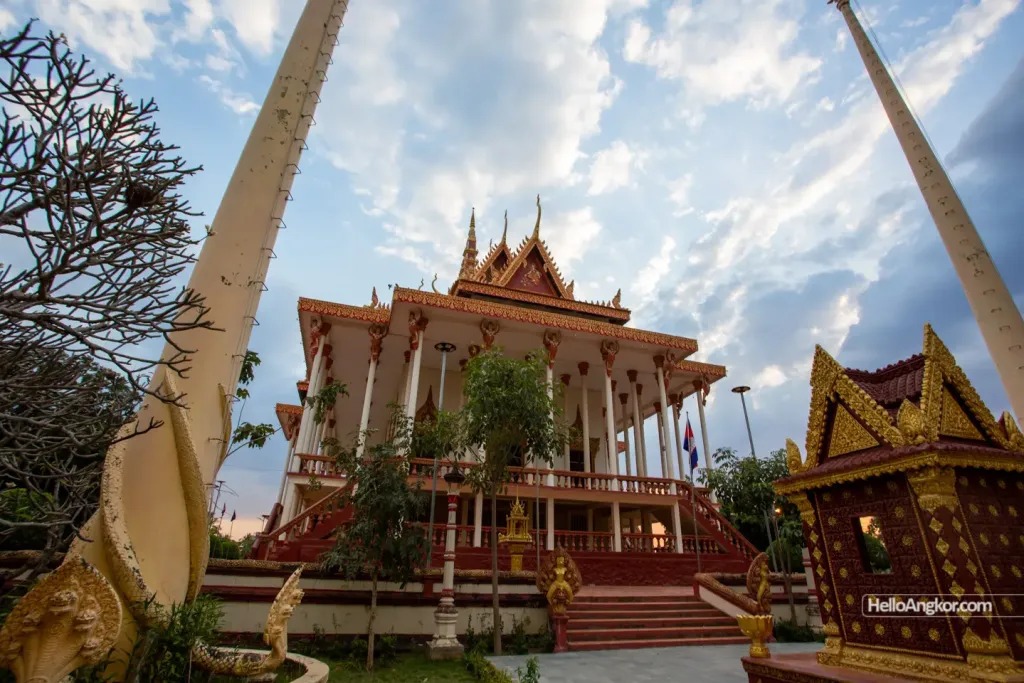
[{"left": 0, "top": 2, "right": 350, "bottom": 680}]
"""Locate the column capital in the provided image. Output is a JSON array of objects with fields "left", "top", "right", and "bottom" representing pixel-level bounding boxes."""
[
  {"left": 669, "top": 392, "right": 679, "bottom": 407},
  {"left": 654, "top": 401, "right": 662, "bottom": 412},
  {"left": 468, "top": 343, "right": 481, "bottom": 358},
  {"left": 403, "top": 350, "right": 411, "bottom": 364},
  {"left": 578, "top": 361, "right": 589, "bottom": 376},
  {"left": 459, "top": 358, "right": 468, "bottom": 372},
  {"left": 636, "top": 383, "right": 643, "bottom": 397},
  {"left": 543, "top": 329, "right": 562, "bottom": 368},
  {"left": 611, "top": 380, "right": 617, "bottom": 392},
  {"left": 480, "top": 318, "right": 500, "bottom": 349},
  {"left": 627, "top": 369, "right": 638, "bottom": 383},
  {"left": 408, "top": 310, "right": 429, "bottom": 350},
  {"left": 368, "top": 323, "right": 387, "bottom": 363},
  {"left": 829, "top": 0, "right": 851, "bottom": 10},
  {"left": 559, "top": 373, "right": 571, "bottom": 386},
  {"left": 618, "top": 392, "right": 629, "bottom": 405},
  {"left": 653, "top": 354, "right": 665, "bottom": 369},
  {"left": 600, "top": 339, "right": 620, "bottom": 377}
]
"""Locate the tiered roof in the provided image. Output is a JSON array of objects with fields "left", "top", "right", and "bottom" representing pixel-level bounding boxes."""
[
  {"left": 448, "top": 197, "right": 629, "bottom": 325},
  {"left": 775, "top": 324, "right": 1024, "bottom": 493}
]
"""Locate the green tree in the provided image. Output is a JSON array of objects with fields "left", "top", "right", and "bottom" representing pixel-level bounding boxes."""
[
  {"left": 460, "top": 348, "right": 570, "bottom": 655},
  {"left": 320, "top": 407, "right": 428, "bottom": 671},
  {"left": 228, "top": 350, "right": 277, "bottom": 455}
]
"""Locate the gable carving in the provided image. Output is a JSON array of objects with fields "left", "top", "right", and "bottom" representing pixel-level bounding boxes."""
[
  {"left": 938, "top": 388, "right": 984, "bottom": 441},
  {"left": 827, "top": 404, "right": 880, "bottom": 457}
]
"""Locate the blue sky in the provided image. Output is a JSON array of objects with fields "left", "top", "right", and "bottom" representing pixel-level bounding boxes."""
[{"left": 4, "top": 0, "right": 1022, "bottom": 537}]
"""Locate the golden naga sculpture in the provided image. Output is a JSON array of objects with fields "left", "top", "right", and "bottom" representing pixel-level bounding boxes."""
[
  {"left": 191, "top": 567, "right": 305, "bottom": 676},
  {"left": 0, "top": 376, "right": 307, "bottom": 681},
  {"left": 498, "top": 498, "right": 533, "bottom": 572},
  {"left": 736, "top": 552, "right": 774, "bottom": 658},
  {"left": 536, "top": 548, "right": 582, "bottom": 616},
  {"left": 0, "top": 558, "right": 121, "bottom": 683}
]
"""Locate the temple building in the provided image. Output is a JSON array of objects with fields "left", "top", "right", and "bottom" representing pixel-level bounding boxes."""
[{"left": 254, "top": 201, "right": 755, "bottom": 581}]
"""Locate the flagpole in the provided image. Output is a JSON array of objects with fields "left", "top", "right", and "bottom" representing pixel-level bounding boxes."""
[{"left": 688, "top": 409, "right": 702, "bottom": 575}]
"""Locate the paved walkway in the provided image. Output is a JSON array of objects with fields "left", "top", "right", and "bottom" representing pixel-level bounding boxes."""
[{"left": 489, "top": 642, "right": 822, "bottom": 682}]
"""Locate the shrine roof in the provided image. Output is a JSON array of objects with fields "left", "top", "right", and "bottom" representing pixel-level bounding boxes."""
[
  {"left": 776, "top": 324, "right": 1024, "bottom": 495},
  {"left": 447, "top": 200, "right": 630, "bottom": 324},
  {"left": 275, "top": 403, "right": 302, "bottom": 440},
  {"left": 844, "top": 354, "right": 925, "bottom": 413}
]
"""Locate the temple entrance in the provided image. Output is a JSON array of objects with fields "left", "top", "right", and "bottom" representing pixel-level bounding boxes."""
[{"left": 569, "top": 448, "right": 584, "bottom": 487}]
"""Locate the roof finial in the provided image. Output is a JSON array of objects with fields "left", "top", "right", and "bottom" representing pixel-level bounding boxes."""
[
  {"left": 459, "top": 207, "right": 479, "bottom": 278},
  {"left": 501, "top": 209, "right": 508, "bottom": 244},
  {"left": 533, "top": 194, "right": 542, "bottom": 239}
]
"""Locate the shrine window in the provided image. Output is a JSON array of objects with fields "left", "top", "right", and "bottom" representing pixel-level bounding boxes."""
[{"left": 855, "top": 515, "right": 892, "bottom": 574}]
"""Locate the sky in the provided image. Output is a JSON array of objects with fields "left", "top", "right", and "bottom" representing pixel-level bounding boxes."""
[{"left": 4, "top": 0, "right": 1023, "bottom": 539}]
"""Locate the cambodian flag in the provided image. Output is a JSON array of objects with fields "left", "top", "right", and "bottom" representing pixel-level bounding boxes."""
[{"left": 683, "top": 417, "right": 699, "bottom": 473}]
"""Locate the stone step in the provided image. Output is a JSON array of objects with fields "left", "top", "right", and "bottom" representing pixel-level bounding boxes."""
[
  {"left": 570, "top": 600, "right": 713, "bottom": 612},
  {"left": 568, "top": 635, "right": 749, "bottom": 652},
  {"left": 567, "top": 607, "right": 725, "bottom": 621},
  {"left": 572, "top": 594, "right": 702, "bottom": 603},
  {"left": 567, "top": 624, "right": 743, "bottom": 642},
  {"left": 568, "top": 615, "right": 737, "bottom": 630}
]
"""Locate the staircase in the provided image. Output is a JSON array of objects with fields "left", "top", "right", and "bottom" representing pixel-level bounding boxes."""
[{"left": 566, "top": 588, "right": 747, "bottom": 651}]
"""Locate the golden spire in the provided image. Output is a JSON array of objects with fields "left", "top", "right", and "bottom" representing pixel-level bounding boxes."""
[
  {"left": 501, "top": 209, "right": 508, "bottom": 244},
  {"left": 532, "top": 194, "right": 542, "bottom": 239},
  {"left": 459, "top": 207, "right": 478, "bottom": 278}
]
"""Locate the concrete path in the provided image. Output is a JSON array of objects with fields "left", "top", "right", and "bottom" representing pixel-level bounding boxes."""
[{"left": 489, "top": 642, "right": 822, "bottom": 682}]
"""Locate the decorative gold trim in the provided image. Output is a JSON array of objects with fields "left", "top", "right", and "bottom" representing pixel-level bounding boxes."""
[
  {"left": 453, "top": 280, "right": 630, "bottom": 320},
  {"left": 940, "top": 389, "right": 985, "bottom": 440},
  {"left": 674, "top": 358, "right": 727, "bottom": 380},
  {"left": 393, "top": 288, "right": 699, "bottom": 353},
  {"left": 298, "top": 296, "right": 391, "bottom": 324},
  {"left": 774, "top": 449, "right": 1024, "bottom": 495},
  {"left": 491, "top": 230, "right": 573, "bottom": 299},
  {"left": 785, "top": 439, "right": 806, "bottom": 475},
  {"left": 908, "top": 466, "right": 958, "bottom": 513},
  {"left": 828, "top": 405, "right": 880, "bottom": 457}
]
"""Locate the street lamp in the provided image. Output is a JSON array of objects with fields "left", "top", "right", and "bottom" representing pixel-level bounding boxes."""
[
  {"left": 427, "top": 342, "right": 457, "bottom": 567},
  {"left": 731, "top": 385, "right": 757, "bottom": 459}
]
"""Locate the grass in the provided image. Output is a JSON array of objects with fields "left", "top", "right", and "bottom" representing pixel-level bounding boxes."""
[{"left": 324, "top": 651, "right": 478, "bottom": 682}]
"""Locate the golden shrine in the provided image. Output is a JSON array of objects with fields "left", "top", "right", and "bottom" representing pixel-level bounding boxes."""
[
  {"left": 499, "top": 498, "right": 533, "bottom": 572},
  {"left": 745, "top": 325, "right": 1024, "bottom": 683}
]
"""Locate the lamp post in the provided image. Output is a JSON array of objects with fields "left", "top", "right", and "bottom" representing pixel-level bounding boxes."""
[
  {"left": 427, "top": 342, "right": 457, "bottom": 568},
  {"left": 731, "top": 385, "right": 757, "bottom": 459},
  {"left": 429, "top": 466, "right": 466, "bottom": 659}
]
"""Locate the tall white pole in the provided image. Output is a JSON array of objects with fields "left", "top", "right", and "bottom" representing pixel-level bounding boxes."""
[{"left": 832, "top": 0, "right": 1024, "bottom": 420}]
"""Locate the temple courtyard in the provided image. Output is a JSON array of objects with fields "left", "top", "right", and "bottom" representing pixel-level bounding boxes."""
[{"left": 490, "top": 643, "right": 823, "bottom": 682}]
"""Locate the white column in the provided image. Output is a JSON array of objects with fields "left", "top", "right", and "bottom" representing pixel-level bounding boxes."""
[
  {"left": 579, "top": 363, "right": 591, "bottom": 484},
  {"left": 630, "top": 385, "right": 647, "bottom": 475},
  {"left": 356, "top": 361, "right": 377, "bottom": 457},
  {"left": 545, "top": 361, "right": 556, "bottom": 551},
  {"left": 602, "top": 375, "right": 619, "bottom": 479},
  {"left": 694, "top": 379, "right": 716, "bottom": 502},
  {"left": 295, "top": 337, "right": 325, "bottom": 454},
  {"left": 275, "top": 435, "right": 298, "bottom": 520},
  {"left": 405, "top": 314, "right": 427, "bottom": 424},
  {"left": 546, "top": 498, "right": 555, "bottom": 551},
  {"left": 671, "top": 397, "right": 685, "bottom": 484},
  {"left": 473, "top": 492, "right": 484, "bottom": 547},
  {"left": 617, "top": 391, "right": 632, "bottom": 478},
  {"left": 545, "top": 365, "right": 555, "bottom": 483},
  {"left": 655, "top": 357, "right": 677, "bottom": 484},
  {"left": 399, "top": 350, "right": 412, "bottom": 407},
  {"left": 612, "top": 501, "right": 622, "bottom": 553},
  {"left": 671, "top": 503, "right": 684, "bottom": 554},
  {"left": 565, "top": 374, "right": 573, "bottom": 471},
  {"left": 655, "top": 406, "right": 669, "bottom": 479},
  {"left": 628, "top": 372, "right": 646, "bottom": 477}
]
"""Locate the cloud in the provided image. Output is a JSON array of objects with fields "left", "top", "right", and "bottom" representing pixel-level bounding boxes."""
[
  {"left": 666, "top": 173, "right": 694, "bottom": 216},
  {"left": 313, "top": 0, "right": 626, "bottom": 272},
  {"left": 623, "top": 0, "right": 822, "bottom": 112},
  {"left": 198, "top": 75, "right": 258, "bottom": 115},
  {"left": 587, "top": 140, "right": 638, "bottom": 195},
  {"left": 220, "top": 0, "right": 280, "bottom": 56},
  {"left": 0, "top": 8, "right": 15, "bottom": 31}
]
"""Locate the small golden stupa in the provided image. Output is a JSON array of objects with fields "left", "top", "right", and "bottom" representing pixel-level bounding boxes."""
[{"left": 498, "top": 497, "right": 533, "bottom": 572}]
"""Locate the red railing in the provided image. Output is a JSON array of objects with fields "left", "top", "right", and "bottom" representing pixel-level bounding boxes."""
[{"left": 678, "top": 485, "right": 759, "bottom": 559}]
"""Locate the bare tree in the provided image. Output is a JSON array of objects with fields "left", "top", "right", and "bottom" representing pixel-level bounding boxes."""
[{"left": 0, "top": 21, "right": 212, "bottom": 594}]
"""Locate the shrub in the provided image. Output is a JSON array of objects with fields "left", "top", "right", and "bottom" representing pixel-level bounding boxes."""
[{"left": 774, "top": 618, "right": 823, "bottom": 643}]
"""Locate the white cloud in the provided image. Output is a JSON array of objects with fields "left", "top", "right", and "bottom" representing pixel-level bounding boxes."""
[
  {"left": 541, "top": 208, "right": 603, "bottom": 280},
  {"left": 754, "top": 364, "right": 787, "bottom": 389},
  {"left": 220, "top": 0, "right": 280, "bottom": 55},
  {"left": 316, "top": 0, "right": 625, "bottom": 273},
  {"left": 32, "top": 0, "right": 171, "bottom": 72},
  {"left": 179, "top": 0, "right": 214, "bottom": 41},
  {"left": 587, "top": 140, "right": 636, "bottom": 195},
  {"left": 0, "top": 8, "right": 15, "bottom": 31},
  {"left": 631, "top": 236, "right": 676, "bottom": 317},
  {"left": 623, "top": 0, "right": 822, "bottom": 112},
  {"left": 667, "top": 173, "right": 694, "bottom": 216},
  {"left": 198, "top": 75, "right": 258, "bottom": 115}
]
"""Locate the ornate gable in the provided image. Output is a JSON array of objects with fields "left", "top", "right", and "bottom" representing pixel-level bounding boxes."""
[
  {"left": 499, "top": 242, "right": 567, "bottom": 298},
  {"left": 786, "top": 323, "right": 1024, "bottom": 477}
]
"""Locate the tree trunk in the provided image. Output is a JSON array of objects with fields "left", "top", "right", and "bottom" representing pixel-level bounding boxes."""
[
  {"left": 491, "top": 489, "right": 501, "bottom": 655},
  {"left": 367, "top": 570, "right": 379, "bottom": 671}
]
